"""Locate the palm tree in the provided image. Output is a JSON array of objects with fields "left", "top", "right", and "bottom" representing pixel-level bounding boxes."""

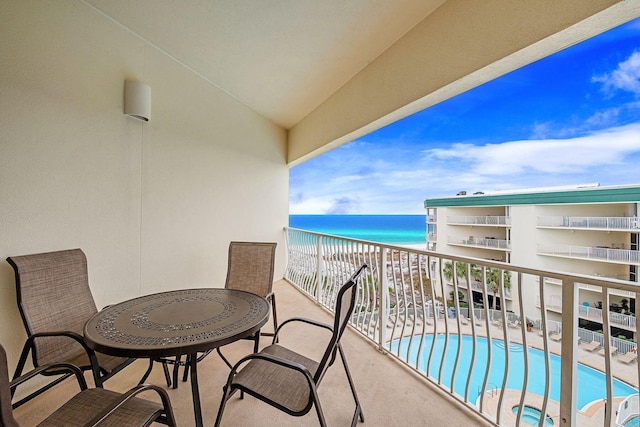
[{"left": 485, "top": 267, "right": 511, "bottom": 310}]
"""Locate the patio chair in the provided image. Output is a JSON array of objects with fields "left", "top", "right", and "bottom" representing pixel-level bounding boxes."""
[
  {"left": 0, "top": 343, "right": 176, "bottom": 426},
  {"left": 6, "top": 249, "right": 169, "bottom": 406},
  {"left": 175, "top": 242, "right": 278, "bottom": 386},
  {"left": 508, "top": 320, "right": 521, "bottom": 329},
  {"left": 583, "top": 340, "right": 601, "bottom": 352},
  {"left": 214, "top": 264, "right": 368, "bottom": 427},
  {"left": 549, "top": 332, "right": 562, "bottom": 342},
  {"left": 618, "top": 351, "right": 638, "bottom": 364}
]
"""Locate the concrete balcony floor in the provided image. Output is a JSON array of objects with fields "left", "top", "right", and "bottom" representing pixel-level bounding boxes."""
[{"left": 13, "top": 280, "right": 490, "bottom": 427}]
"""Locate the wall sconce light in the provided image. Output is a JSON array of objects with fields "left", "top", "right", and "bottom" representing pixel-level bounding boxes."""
[{"left": 124, "top": 80, "right": 151, "bottom": 121}]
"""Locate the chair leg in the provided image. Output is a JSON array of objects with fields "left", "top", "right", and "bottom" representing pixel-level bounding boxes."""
[
  {"left": 138, "top": 359, "right": 155, "bottom": 385},
  {"left": 161, "top": 361, "right": 172, "bottom": 387},
  {"left": 338, "top": 344, "right": 364, "bottom": 424},
  {"left": 214, "top": 385, "right": 231, "bottom": 427},
  {"left": 310, "top": 384, "right": 328, "bottom": 427},
  {"left": 172, "top": 355, "right": 182, "bottom": 389},
  {"left": 216, "top": 348, "right": 234, "bottom": 369},
  {"left": 182, "top": 355, "right": 191, "bottom": 383}
]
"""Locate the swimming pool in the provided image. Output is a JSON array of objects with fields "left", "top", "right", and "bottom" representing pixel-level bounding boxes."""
[{"left": 390, "top": 334, "right": 637, "bottom": 410}]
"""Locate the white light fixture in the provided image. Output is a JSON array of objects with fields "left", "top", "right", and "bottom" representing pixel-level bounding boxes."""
[{"left": 124, "top": 80, "right": 151, "bottom": 121}]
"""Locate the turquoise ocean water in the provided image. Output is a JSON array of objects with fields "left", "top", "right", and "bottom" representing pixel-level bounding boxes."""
[{"left": 288, "top": 214, "right": 426, "bottom": 245}]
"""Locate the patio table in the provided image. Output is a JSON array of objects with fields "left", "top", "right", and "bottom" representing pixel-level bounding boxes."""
[{"left": 84, "top": 288, "right": 269, "bottom": 427}]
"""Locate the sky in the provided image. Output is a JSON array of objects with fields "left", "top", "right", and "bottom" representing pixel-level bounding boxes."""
[{"left": 289, "top": 17, "right": 640, "bottom": 215}]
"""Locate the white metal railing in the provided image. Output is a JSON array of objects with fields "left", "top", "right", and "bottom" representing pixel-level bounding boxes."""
[
  {"left": 284, "top": 227, "right": 640, "bottom": 427},
  {"left": 537, "top": 216, "right": 640, "bottom": 230},
  {"left": 448, "top": 215, "right": 511, "bottom": 226},
  {"left": 450, "top": 236, "right": 511, "bottom": 250},
  {"left": 538, "top": 243, "right": 640, "bottom": 264},
  {"left": 616, "top": 394, "right": 639, "bottom": 427},
  {"left": 427, "top": 214, "right": 437, "bottom": 222},
  {"left": 427, "top": 232, "right": 437, "bottom": 241}
]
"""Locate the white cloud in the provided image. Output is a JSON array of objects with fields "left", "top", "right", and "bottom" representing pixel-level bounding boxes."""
[
  {"left": 423, "top": 124, "right": 640, "bottom": 175},
  {"left": 593, "top": 50, "right": 640, "bottom": 96},
  {"left": 290, "top": 124, "right": 640, "bottom": 214}
]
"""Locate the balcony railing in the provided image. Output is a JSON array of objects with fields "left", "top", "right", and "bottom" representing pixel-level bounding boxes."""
[
  {"left": 448, "top": 215, "right": 511, "bottom": 226},
  {"left": 538, "top": 243, "right": 640, "bottom": 264},
  {"left": 427, "top": 232, "right": 437, "bottom": 241},
  {"left": 427, "top": 214, "right": 437, "bottom": 223},
  {"left": 536, "top": 296, "right": 637, "bottom": 330},
  {"left": 285, "top": 227, "right": 640, "bottom": 427},
  {"left": 537, "top": 216, "right": 640, "bottom": 230},
  {"left": 450, "top": 236, "right": 511, "bottom": 250}
]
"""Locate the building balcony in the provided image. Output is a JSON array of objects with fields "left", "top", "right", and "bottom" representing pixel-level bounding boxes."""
[
  {"left": 449, "top": 236, "right": 511, "bottom": 251},
  {"left": 427, "top": 232, "right": 437, "bottom": 241},
  {"left": 427, "top": 214, "right": 437, "bottom": 223},
  {"left": 536, "top": 295, "right": 637, "bottom": 331},
  {"left": 538, "top": 243, "right": 640, "bottom": 265},
  {"left": 447, "top": 215, "right": 511, "bottom": 226},
  {"left": 537, "top": 216, "right": 640, "bottom": 231},
  {"left": 544, "top": 277, "right": 637, "bottom": 298},
  {"left": 284, "top": 228, "right": 640, "bottom": 427}
]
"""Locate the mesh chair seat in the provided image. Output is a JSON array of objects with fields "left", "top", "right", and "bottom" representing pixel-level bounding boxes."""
[
  {"left": 38, "top": 388, "right": 165, "bottom": 427},
  {"left": 232, "top": 344, "right": 320, "bottom": 413}
]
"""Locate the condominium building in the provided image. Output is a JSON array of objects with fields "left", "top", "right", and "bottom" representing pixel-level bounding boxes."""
[{"left": 424, "top": 183, "right": 640, "bottom": 340}]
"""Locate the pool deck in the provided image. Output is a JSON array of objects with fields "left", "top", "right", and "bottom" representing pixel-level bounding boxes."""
[{"left": 379, "top": 315, "right": 639, "bottom": 426}]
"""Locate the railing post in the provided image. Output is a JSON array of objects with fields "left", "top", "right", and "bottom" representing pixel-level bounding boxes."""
[
  {"left": 377, "top": 247, "right": 388, "bottom": 352},
  {"left": 559, "top": 279, "right": 578, "bottom": 427},
  {"left": 315, "top": 235, "right": 323, "bottom": 305}
]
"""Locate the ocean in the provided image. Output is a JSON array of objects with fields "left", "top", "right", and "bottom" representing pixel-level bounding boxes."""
[{"left": 288, "top": 214, "right": 427, "bottom": 245}]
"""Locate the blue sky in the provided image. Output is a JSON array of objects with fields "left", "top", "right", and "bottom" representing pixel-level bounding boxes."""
[{"left": 289, "top": 18, "right": 640, "bottom": 215}]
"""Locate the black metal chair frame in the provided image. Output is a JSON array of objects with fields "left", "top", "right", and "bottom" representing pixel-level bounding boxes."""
[{"left": 214, "top": 264, "right": 367, "bottom": 427}]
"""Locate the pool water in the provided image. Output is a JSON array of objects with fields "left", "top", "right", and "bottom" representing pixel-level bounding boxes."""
[
  {"left": 625, "top": 416, "right": 640, "bottom": 427},
  {"left": 391, "top": 334, "right": 637, "bottom": 409},
  {"left": 512, "top": 405, "right": 554, "bottom": 426}
]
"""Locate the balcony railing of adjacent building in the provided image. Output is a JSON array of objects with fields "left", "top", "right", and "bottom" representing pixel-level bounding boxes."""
[
  {"left": 537, "top": 244, "right": 640, "bottom": 265},
  {"left": 545, "top": 277, "right": 637, "bottom": 298},
  {"left": 427, "top": 232, "right": 437, "bottom": 241},
  {"left": 448, "top": 215, "right": 511, "bottom": 226},
  {"left": 536, "top": 296, "right": 637, "bottom": 331},
  {"left": 427, "top": 214, "right": 437, "bottom": 223},
  {"left": 538, "top": 216, "right": 640, "bottom": 231},
  {"left": 284, "top": 227, "right": 640, "bottom": 427},
  {"left": 449, "top": 236, "right": 511, "bottom": 250}
]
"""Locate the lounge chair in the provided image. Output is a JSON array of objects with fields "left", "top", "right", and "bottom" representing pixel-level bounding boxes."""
[
  {"left": 508, "top": 320, "right": 521, "bottom": 329},
  {"left": 460, "top": 317, "right": 470, "bottom": 325},
  {"left": 599, "top": 347, "right": 618, "bottom": 357},
  {"left": 549, "top": 332, "right": 562, "bottom": 342},
  {"left": 618, "top": 352, "right": 638, "bottom": 364},
  {"left": 583, "top": 340, "right": 601, "bottom": 352}
]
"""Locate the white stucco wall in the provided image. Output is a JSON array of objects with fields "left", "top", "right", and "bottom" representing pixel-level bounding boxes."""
[{"left": 0, "top": 1, "right": 288, "bottom": 366}]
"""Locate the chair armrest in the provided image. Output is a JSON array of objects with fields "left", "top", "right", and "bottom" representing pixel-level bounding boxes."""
[
  {"left": 272, "top": 317, "right": 333, "bottom": 343},
  {"left": 11, "top": 362, "right": 88, "bottom": 393},
  {"left": 84, "top": 384, "right": 176, "bottom": 427},
  {"left": 14, "top": 330, "right": 99, "bottom": 381}
]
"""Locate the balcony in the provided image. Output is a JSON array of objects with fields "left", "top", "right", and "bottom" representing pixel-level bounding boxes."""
[
  {"left": 537, "top": 216, "right": 640, "bottom": 231},
  {"left": 284, "top": 228, "right": 640, "bottom": 426},
  {"left": 427, "top": 214, "right": 437, "bottom": 223},
  {"left": 13, "top": 278, "right": 489, "bottom": 427},
  {"left": 448, "top": 215, "right": 511, "bottom": 226},
  {"left": 538, "top": 243, "right": 640, "bottom": 265},
  {"left": 536, "top": 296, "right": 637, "bottom": 331},
  {"left": 449, "top": 236, "right": 511, "bottom": 251}
]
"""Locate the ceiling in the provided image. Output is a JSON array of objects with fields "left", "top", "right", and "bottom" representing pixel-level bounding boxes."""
[{"left": 85, "top": 0, "right": 446, "bottom": 129}]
